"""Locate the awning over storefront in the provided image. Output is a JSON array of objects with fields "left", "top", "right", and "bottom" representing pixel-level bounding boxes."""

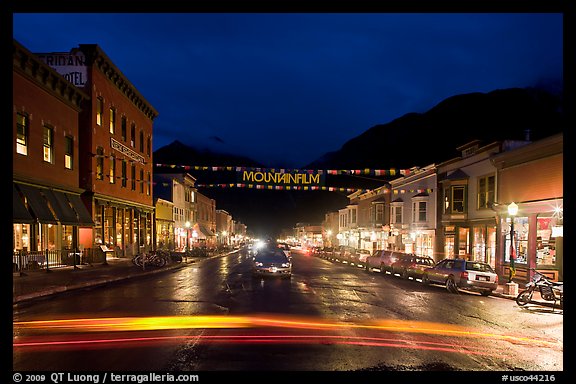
[
  {"left": 42, "top": 189, "right": 79, "bottom": 225},
  {"left": 15, "top": 183, "right": 58, "bottom": 224},
  {"left": 65, "top": 193, "right": 94, "bottom": 226},
  {"left": 13, "top": 184, "right": 34, "bottom": 224},
  {"left": 199, "top": 225, "right": 216, "bottom": 238}
]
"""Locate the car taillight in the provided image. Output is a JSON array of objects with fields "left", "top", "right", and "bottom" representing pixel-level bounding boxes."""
[
  {"left": 494, "top": 274, "right": 499, "bottom": 284},
  {"left": 460, "top": 271, "right": 469, "bottom": 280}
]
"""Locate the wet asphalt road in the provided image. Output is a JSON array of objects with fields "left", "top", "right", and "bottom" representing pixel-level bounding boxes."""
[{"left": 13, "top": 249, "right": 563, "bottom": 373}]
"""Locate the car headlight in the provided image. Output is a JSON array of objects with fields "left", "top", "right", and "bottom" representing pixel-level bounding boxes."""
[
  {"left": 255, "top": 262, "right": 263, "bottom": 267},
  {"left": 281, "top": 263, "right": 290, "bottom": 267}
]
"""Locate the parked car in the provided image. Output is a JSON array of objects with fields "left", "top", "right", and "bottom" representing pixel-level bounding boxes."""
[
  {"left": 319, "top": 247, "right": 335, "bottom": 258},
  {"left": 335, "top": 246, "right": 355, "bottom": 263},
  {"left": 252, "top": 248, "right": 292, "bottom": 278},
  {"left": 422, "top": 258, "right": 498, "bottom": 296},
  {"left": 354, "top": 249, "right": 372, "bottom": 267},
  {"left": 390, "top": 254, "right": 435, "bottom": 280},
  {"left": 365, "top": 249, "right": 402, "bottom": 273}
]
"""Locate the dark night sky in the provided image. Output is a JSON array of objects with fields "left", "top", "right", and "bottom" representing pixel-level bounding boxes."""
[{"left": 12, "top": 12, "right": 563, "bottom": 168}]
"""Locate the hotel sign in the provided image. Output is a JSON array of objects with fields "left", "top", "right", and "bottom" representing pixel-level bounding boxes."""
[
  {"left": 239, "top": 170, "right": 324, "bottom": 187},
  {"left": 36, "top": 50, "right": 87, "bottom": 87},
  {"left": 110, "top": 138, "right": 145, "bottom": 164}
]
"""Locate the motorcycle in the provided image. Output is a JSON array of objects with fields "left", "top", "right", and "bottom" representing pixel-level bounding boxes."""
[{"left": 516, "top": 269, "right": 563, "bottom": 311}]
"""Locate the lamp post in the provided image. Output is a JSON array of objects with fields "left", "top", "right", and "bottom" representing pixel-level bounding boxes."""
[
  {"left": 185, "top": 221, "right": 191, "bottom": 253},
  {"left": 508, "top": 202, "right": 518, "bottom": 283}
]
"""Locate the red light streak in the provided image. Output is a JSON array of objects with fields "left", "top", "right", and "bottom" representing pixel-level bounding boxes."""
[{"left": 13, "top": 334, "right": 501, "bottom": 356}]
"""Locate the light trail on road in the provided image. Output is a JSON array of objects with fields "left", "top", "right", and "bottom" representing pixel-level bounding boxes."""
[{"left": 14, "top": 314, "right": 561, "bottom": 351}]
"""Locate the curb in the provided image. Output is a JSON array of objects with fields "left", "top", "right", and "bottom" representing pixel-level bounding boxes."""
[{"left": 13, "top": 261, "right": 189, "bottom": 304}]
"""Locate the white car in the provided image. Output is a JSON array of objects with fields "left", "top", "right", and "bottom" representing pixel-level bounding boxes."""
[{"left": 356, "top": 249, "right": 372, "bottom": 267}]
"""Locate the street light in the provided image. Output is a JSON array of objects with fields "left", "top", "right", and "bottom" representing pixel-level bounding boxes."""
[
  {"left": 508, "top": 202, "right": 518, "bottom": 283},
  {"left": 185, "top": 221, "right": 191, "bottom": 252}
]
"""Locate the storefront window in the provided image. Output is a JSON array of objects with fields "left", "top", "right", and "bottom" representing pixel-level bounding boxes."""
[
  {"left": 46, "top": 223, "right": 57, "bottom": 251},
  {"left": 487, "top": 227, "right": 496, "bottom": 269},
  {"left": 536, "top": 216, "right": 559, "bottom": 266},
  {"left": 104, "top": 206, "right": 114, "bottom": 245},
  {"left": 13, "top": 224, "right": 31, "bottom": 251},
  {"left": 415, "top": 232, "right": 434, "bottom": 257},
  {"left": 472, "top": 226, "right": 485, "bottom": 262},
  {"left": 124, "top": 209, "right": 131, "bottom": 253},
  {"left": 115, "top": 208, "right": 123, "bottom": 247},
  {"left": 139, "top": 214, "right": 146, "bottom": 246},
  {"left": 458, "top": 227, "right": 469, "bottom": 257},
  {"left": 444, "top": 235, "right": 454, "bottom": 258},
  {"left": 62, "top": 225, "right": 73, "bottom": 249},
  {"left": 505, "top": 216, "right": 529, "bottom": 264},
  {"left": 94, "top": 205, "right": 103, "bottom": 244}
]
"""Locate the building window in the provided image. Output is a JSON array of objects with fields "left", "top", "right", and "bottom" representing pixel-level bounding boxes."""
[
  {"left": 147, "top": 136, "right": 151, "bottom": 157},
  {"left": 477, "top": 175, "right": 495, "bottom": 210},
  {"left": 109, "top": 108, "right": 116, "bottom": 134},
  {"left": 121, "top": 160, "right": 127, "bottom": 187},
  {"left": 64, "top": 135, "right": 73, "bottom": 169},
  {"left": 375, "top": 203, "right": 384, "bottom": 223},
  {"left": 139, "top": 169, "right": 144, "bottom": 193},
  {"left": 96, "top": 147, "right": 104, "bottom": 180},
  {"left": 147, "top": 172, "right": 151, "bottom": 196},
  {"left": 109, "top": 155, "right": 116, "bottom": 184},
  {"left": 131, "top": 164, "right": 136, "bottom": 190},
  {"left": 447, "top": 185, "right": 466, "bottom": 214},
  {"left": 121, "top": 116, "right": 127, "bottom": 142},
  {"left": 412, "top": 201, "right": 427, "bottom": 223},
  {"left": 391, "top": 205, "right": 402, "bottom": 224},
  {"left": 96, "top": 97, "right": 103, "bottom": 126},
  {"left": 139, "top": 130, "right": 144, "bottom": 152},
  {"left": 131, "top": 123, "right": 136, "bottom": 147},
  {"left": 16, "top": 112, "right": 28, "bottom": 155},
  {"left": 43, "top": 125, "right": 54, "bottom": 163}
]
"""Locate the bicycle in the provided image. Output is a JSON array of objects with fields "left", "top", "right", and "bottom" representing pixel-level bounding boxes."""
[{"left": 132, "top": 251, "right": 168, "bottom": 268}]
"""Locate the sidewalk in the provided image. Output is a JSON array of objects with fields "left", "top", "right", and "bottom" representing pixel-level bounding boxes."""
[
  {"left": 12, "top": 256, "right": 205, "bottom": 304},
  {"left": 12, "top": 255, "right": 519, "bottom": 304}
]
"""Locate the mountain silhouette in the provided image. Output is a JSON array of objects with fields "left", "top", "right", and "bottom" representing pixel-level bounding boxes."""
[
  {"left": 306, "top": 87, "right": 563, "bottom": 170},
  {"left": 153, "top": 87, "right": 564, "bottom": 237}
]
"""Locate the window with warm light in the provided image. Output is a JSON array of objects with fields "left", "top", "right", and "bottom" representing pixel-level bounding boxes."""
[
  {"left": 146, "top": 172, "right": 151, "bottom": 196},
  {"left": 16, "top": 112, "right": 28, "bottom": 155},
  {"left": 43, "top": 125, "right": 54, "bottom": 163},
  {"left": 109, "top": 108, "right": 115, "bottom": 134},
  {"left": 109, "top": 155, "right": 116, "bottom": 184},
  {"left": 96, "top": 147, "right": 104, "bottom": 180},
  {"left": 96, "top": 97, "right": 103, "bottom": 126},
  {"left": 64, "top": 135, "right": 73, "bottom": 169}
]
